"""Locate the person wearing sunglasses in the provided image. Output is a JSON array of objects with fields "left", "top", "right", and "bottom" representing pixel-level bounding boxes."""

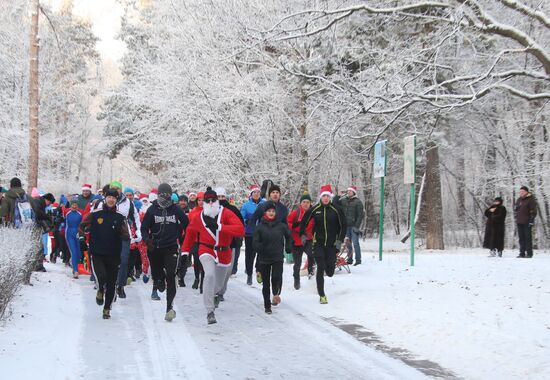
[{"left": 181, "top": 187, "right": 245, "bottom": 324}]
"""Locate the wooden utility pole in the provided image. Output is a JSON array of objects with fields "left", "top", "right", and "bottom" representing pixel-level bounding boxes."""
[{"left": 28, "top": 0, "right": 40, "bottom": 191}]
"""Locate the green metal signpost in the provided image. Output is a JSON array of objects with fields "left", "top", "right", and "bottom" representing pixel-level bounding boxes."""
[
  {"left": 404, "top": 136, "right": 416, "bottom": 266},
  {"left": 373, "top": 140, "right": 387, "bottom": 261}
]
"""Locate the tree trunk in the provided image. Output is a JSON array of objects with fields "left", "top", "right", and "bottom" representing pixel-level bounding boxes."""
[
  {"left": 424, "top": 142, "right": 445, "bottom": 249},
  {"left": 27, "top": 0, "right": 40, "bottom": 192}
]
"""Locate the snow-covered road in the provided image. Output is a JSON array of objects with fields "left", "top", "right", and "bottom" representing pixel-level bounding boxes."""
[{"left": 0, "top": 261, "right": 426, "bottom": 380}]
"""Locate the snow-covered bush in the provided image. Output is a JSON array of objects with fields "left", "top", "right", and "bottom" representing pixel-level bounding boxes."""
[{"left": 0, "top": 227, "right": 40, "bottom": 320}]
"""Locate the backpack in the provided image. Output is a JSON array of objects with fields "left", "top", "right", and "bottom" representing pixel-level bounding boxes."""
[{"left": 14, "top": 194, "right": 35, "bottom": 228}]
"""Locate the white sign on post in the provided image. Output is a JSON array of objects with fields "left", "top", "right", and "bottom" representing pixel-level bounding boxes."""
[
  {"left": 403, "top": 136, "right": 416, "bottom": 184},
  {"left": 373, "top": 140, "right": 387, "bottom": 178}
]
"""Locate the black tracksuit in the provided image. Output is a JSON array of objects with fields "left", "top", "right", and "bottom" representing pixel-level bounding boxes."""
[
  {"left": 300, "top": 202, "right": 346, "bottom": 297},
  {"left": 254, "top": 217, "right": 292, "bottom": 309},
  {"left": 141, "top": 202, "right": 189, "bottom": 311},
  {"left": 80, "top": 204, "right": 130, "bottom": 310}
]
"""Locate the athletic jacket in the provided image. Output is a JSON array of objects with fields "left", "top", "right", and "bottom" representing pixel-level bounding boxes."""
[
  {"left": 240, "top": 197, "right": 265, "bottom": 236},
  {"left": 80, "top": 204, "right": 129, "bottom": 256},
  {"left": 141, "top": 201, "right": 189, "bottom": 250},
  {"left": 300, "top": 202, "right": 346, "bottom": 247}
]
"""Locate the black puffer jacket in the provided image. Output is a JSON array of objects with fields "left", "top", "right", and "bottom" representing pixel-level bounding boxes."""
[{"left": 253, "top": 218, "right": 292, "bottom": 265}]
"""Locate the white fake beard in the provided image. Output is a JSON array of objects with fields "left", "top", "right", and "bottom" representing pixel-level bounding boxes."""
[{"left": 203, "top": 200, "right": 221, "bottom": 218}]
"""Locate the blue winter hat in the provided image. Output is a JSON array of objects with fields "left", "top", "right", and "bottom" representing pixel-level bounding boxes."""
[
  {"left": 171, "top": 193, "right": 179, "bottom": 202},
  {"left": 60, "top": 194, "right": 68, "bottom": 205},
  {"left": 123, "top": 187, "right": 134, "bottom": 195}
]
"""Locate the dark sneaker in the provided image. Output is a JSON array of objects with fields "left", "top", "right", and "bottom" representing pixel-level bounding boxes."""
[
  {"left": 207, "top": 312, "right": 217, "bottom": 324},
  {"left": 218, "top": 294, "right": 225, "bottom": 302},
  {"left": 116, "top": 286, "right": 126, "bottom": 299},
  {"left": 346, "top": 257, "right": 353, "bottom": 265},
  {"left": 517, "top": 254, "right": 526, "bottom": 258},
  {"left": 526, "top": 254, "right": 533, "bottom": 258},
  {"left": 142, "top": 274, "right": 149, "bottom": 284},
  {"left": 192, "top": 278, "right": 199, "bottom": 289},
  {"left": 102, "top": 309, "right": 110, "bottom": 319},
  {"left": 246, "top": 275, "right": 252, "bottom": 286},
  {"left": 157, "top": 279, "right": 166, "bottom": 293},
  {"left": 214, "top": 295, "right": 220, "bottom": 308},
  {"left": 353, "top": 262, "right": 362, "bottom": 266},
  {"left": 151, "top": 290, "right": 161, "bottom": 301},
  {"left": 294, "top": 279, "right": 300, "bottom": 290},
  {"left": 178, "top": 277, "right": 186, "bottom": 287},
  {"left": 256, "top": 272, "right": 263, "bottom": 284},
  {"left": 265, "top": 308, "right": 272, "bottom": 314},
  {"left": 96, "top": 290, "right": 104, "bottom": 306}
]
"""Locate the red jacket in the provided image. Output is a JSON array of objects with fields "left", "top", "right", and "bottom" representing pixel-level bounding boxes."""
[
  {"left": 181, "top": 207, "right": 244, "bottom": 265},
  {"left": 287, "top": 207, "right": 313, "bottom": 247}
]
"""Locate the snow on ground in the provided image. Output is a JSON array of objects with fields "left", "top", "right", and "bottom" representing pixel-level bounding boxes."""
[
  {"left": 264, "top": 240, "right": 550, "bottom": 380},
  {"left": 1, "top": 240, "right": 549, "bottom": 380},
  {"left": 0, "top": 252, "right": 425, "bottom": 380}
]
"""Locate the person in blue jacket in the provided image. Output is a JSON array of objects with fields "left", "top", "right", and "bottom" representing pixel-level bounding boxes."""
[
  {"left": 65, "top": 196, "right": 83, "bottom": 279},
  {"left": 240, "top": 184, "right": 265, "bottom": 285}
]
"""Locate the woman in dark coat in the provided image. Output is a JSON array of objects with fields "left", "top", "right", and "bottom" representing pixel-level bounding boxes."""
[{"left": 483, "top": 197, "right": 507, "bottom": 257}]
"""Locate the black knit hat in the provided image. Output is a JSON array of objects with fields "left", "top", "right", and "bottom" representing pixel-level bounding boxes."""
[
  {"left": 105, "top": 188, "right": 119, "bottom": 198},
  {"left": 494, "top": 197, "right": 503, "bottom": 203},
  {"left": 269, "top": 184, "right": 281, "bottom": 194},
  {"left": 178, "top": 194, "right": 188, "bottom": 202},
  {"left": 10, "top": 177, "right": 22, "bottom": 188},
  {"left": 43, "top": 193, "right": 55, "bottom": 203},
  {"left": 204, "top": 186, "right": 217, "bottom": 201},
  {"left": 158, "top": 183, "right": 173, "bottom": 196},
  {"left": 264, "top": 201, "right": 277, "bottom": 212},
  {"left": 520, "top": 186, "right": 529, "bottom": 192}
]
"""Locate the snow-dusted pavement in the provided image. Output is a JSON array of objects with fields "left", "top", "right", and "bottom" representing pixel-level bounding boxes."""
[
  {"left": 0, "top": 259, "right": 425, "bottom": 380},
  {"left": 2, "top": 241, "right": 550, "bottom": 380}
]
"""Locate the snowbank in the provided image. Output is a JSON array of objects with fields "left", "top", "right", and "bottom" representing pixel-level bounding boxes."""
[
  {"left": 277, "top": 239, "right": 550, "bottom": 380},
  {"left": 0, "top": 227, "right": 39, "bottom": 319}
]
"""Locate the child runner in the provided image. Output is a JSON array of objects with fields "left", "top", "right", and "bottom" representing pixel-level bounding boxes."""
[{"left": 253, "top": 201, "right": 292, "bottom": 314}]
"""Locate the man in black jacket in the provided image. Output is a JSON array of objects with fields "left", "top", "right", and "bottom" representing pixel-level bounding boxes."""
[
  {"left": 300, "top": 185, "right": 346, "bottom": 305},
  {"left": 80, "top": 188, "right": 130, "bottom": 319},
  {"left": 141, "top": 183, "right": 189, "bottom": 321}
]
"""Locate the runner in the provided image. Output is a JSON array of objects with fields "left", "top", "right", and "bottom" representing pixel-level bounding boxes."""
[
  {"left": 65, "top": 196, "right": 83, "bottom": 279},
  {"left": 80, "top": 188, "right": 130, "bottom": 319},
  {"left": 253, "top": 201, "right": 292, "bottom": 314},
  {"left": 181, "top": 187, "right": 244, "bottom": 324},
  {"left": 287, "top": 192, "right": 315, "bottom": 289},
  {"left": 141, "top": 183, "right": 189, "bottom": 321},
  {"left": 300, "top": 185, "right": 346, "bottom": 304}
]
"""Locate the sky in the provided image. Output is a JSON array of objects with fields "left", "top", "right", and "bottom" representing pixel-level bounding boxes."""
[{"left": 44, "top": 0, "right": 126, "bottom": 80}]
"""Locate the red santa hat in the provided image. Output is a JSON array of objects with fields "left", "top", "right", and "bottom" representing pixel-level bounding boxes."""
[
  {"left": 150, "top": 188, "right": 158, "bottom": 194},
  {"left": 139, "top": 194, "right": 148, "bottom": 200},
  {"left": 82, "top": 183, "right": 92, "bottom": 191},
  {"left": 347, "top": 185, "right": 358, "bottom": 194},
  {"left": 248, "top": 184, "right": 260, "bottom": 195},
  {"left": 319, "top": 184, "right": 333, "bottom": 197},
  {"left": 188, "top": 191, "right": 197, "bottom": 197}
]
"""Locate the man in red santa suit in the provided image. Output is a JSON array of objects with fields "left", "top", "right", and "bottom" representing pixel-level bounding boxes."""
[{"left": 181, "top": 187, "right": 244, "bottom": 324}]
